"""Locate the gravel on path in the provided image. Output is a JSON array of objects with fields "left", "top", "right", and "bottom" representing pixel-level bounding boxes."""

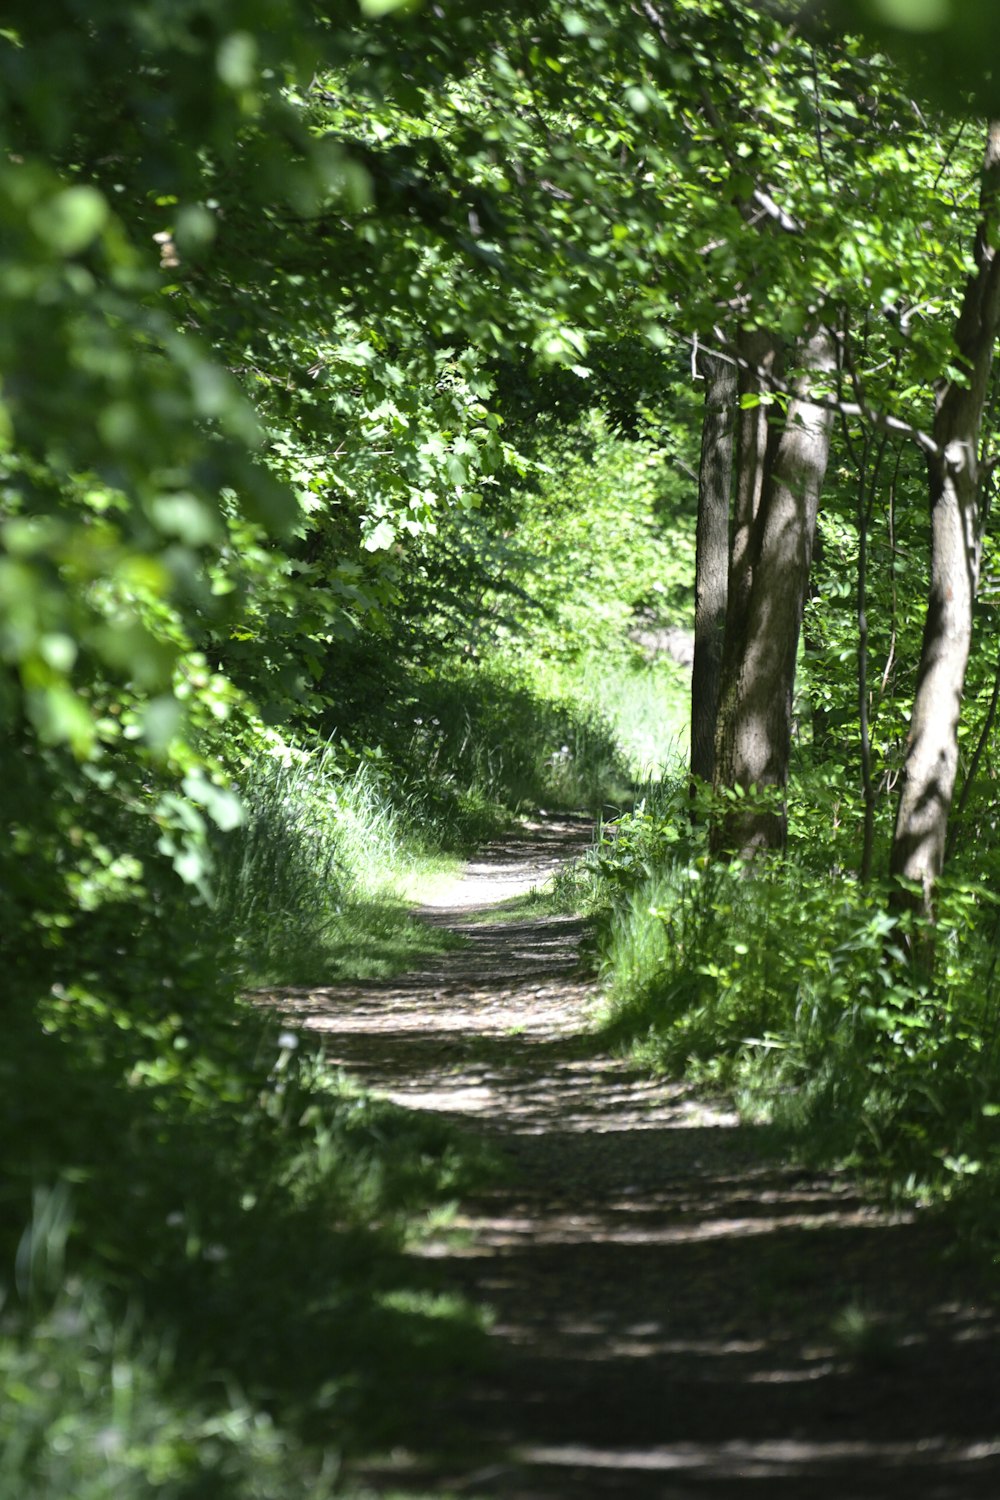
[{"left": 269, "top": 816, "right": 1000, "bottom": 1500}]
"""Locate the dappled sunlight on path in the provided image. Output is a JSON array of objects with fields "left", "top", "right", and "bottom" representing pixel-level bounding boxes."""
[
  {"left": 266, "top": 817, "right": 1000, "bottom": 1499},
  {"left": 417, "top": 818, "right": 594, "bottom": 912}
]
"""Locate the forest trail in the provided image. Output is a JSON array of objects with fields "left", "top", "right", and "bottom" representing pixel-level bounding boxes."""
[{"left": 272, "top": 819, "right": 1000, "bottom": 1500}]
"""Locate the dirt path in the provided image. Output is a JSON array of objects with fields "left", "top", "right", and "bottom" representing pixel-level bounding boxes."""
[{"left": 274, "top": 818, "right": 1000, "bottom": 1499}]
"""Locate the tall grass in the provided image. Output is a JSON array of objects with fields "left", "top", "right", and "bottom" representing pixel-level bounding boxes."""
[
  {"left": 589, "top": 782, "right": 1000, "bottom": 1226},
  {"left": 384, "top": 658, "right": 636, "bottom": 821},
  {"left": 0, "top": 1249, "right": 333, "bottom": 1500},
  {"left": 213, "top": 743, "right": 467, "bottom": 985},
  {"left": 0, "top": 1008, "right": 495, "bottom": 1500},
  {"left": 535, "top": 649, "right": 690, "bottom": 781}
]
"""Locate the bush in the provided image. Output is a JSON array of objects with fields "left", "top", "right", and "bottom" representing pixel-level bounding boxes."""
[
  {"left": 590, "top": 783, "right": 1000, "bottom": 1220},
  {"left": 0, "top": 1251, "right": 328, "bottom": 1500},
  {"left": 212, "top": 739, "right": 458, "bottom": 984}
]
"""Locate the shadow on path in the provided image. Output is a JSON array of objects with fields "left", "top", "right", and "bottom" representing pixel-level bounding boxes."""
[{"left": 264, "top": 817, "right": 1000, "bottom": 1499}]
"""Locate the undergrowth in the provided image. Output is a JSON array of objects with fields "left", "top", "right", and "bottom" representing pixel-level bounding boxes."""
[
  {"left": 357, "top": 656, "right": 637, "bottom": 822},
  {"left": 586, "top": 774, "right": 1000, "bottom": 1244},
  {"left": 0, "top": 992, "right": 496, "bottom": 1499},
  {"left": 213, "top": 742, "right": 468, "bottom": 986},
  {"left": 528, "top": 648, "right": 689, "bottom": 782}
]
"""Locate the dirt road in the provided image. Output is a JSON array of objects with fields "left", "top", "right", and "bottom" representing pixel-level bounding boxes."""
[{"left": 274, "top": 818, "right": 1000, "bottom": 1499}]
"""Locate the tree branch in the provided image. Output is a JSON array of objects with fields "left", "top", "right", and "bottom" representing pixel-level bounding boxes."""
[{"left": 676, "top": 329, "right": 940, "bottom": 456}]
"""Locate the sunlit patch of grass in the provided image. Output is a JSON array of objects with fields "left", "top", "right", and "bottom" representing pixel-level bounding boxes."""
[
  {"left": 215, "top": 745, "right": 475, "bottom": 986},
  {"left": 522, "top": 649, "right": 689, "bottom": 783},
  {"left": 248, "top": 899, "right": 468, "bottom": 987},
  {"left": 396, "top": 657, "right": 635, "bottom": 817},
  {"left": 565, "top": 651, "right": 689, "bottom": 778}
]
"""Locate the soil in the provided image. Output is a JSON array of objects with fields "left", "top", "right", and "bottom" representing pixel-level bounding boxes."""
[{"left": 271, "top": 816, "right": 1000, "bottom": 1499}]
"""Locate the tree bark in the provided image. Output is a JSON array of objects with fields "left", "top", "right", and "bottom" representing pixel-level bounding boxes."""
[
  {"left": 890, "top": 122, "right": 1000, "bottom": 925},
  {"left": 727, "top": 327, "right": 780, "bottom": 655},
  {"left": 713, "top": 325, "right": 837, "bottom": 856},
  {"left": 690, "top": 346, "right": 737, "bottom": 788}
]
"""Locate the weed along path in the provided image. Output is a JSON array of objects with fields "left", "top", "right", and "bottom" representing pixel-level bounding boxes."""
[{"left": 270, "top": 817, "right": 1000, "bottom": 1500}]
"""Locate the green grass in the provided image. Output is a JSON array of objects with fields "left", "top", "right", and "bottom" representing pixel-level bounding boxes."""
[
  {"left": 539, "top": 649, "right": 690, "bottom": 780},
  {"left": 0, "top": 1003, "right": 499, "bottom": 1500},
  {"left": 585, "top": 788, "right": 1000, "bottom": 1237},
  {"left": 389, "top": 657, "right": 636, "bottom": 817},
  {"left": 0, "top": 1260, "right": 332, "bottom": 1500},
  {"left": 301, "top": 897, "right": 468, "bottom": 982},
  {"left": 213, "top": 745, "right": 473, "bottom": 986}
]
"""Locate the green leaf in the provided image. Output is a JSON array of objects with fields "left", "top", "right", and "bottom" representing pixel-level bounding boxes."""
[
  {"left": 142, "top": 695, "right": 184, "bottom": 754},
  {"left": 562, "top": 10, "right": 589, "bottom": 36},
  {"left": 38, "top": 633, "right": 77, "bottom": 673},
  {"left": 182, "top": 772, "right": 245, "bottom": 832},
  {"left": 358, "top": 0, "right": 423, "bottom": 15},
  {"left": 30, "top": 186, "right": 107, "bottom": 256},
  {"left": 174, "top": 204, "right": 217, "bottom": 254},
  {"left": 217, "top": 32, "right": 257, "bottom": 90},
  {"left": 27, "top": 683, "right": 95, "bottom": 757},
  {"left": 150, "top": 494, "right": 223, "bottom": 546},
  {"left": 363, "top": 518, "right": 396, "bottom": 551}
]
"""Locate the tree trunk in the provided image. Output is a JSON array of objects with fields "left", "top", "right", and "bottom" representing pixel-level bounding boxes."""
[
  {"left": 713, "top": 325, "right": 837, "bottom": 856},
  {"left": 690, "top": 346, "right": 737, "bottom": 788},
  {"left": 890, "top": 122, "right": 1000, "bottom": 926},
  {"left": 727, "top": 327, "right": 779, "bottom": 654}
]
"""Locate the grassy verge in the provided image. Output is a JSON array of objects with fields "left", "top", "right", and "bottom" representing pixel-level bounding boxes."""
[
  {"left": 532, "top": 648, "right": 690, "bottom": 782},
  {"left": 212, "top": 743, "right": 471, "bottom": 988},
  {"left": 584, "top": 776, "right": 1000, "bottom": 1249},
  {"left": 0, "top": 992, "right": 498, "bottom": 1499}
]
